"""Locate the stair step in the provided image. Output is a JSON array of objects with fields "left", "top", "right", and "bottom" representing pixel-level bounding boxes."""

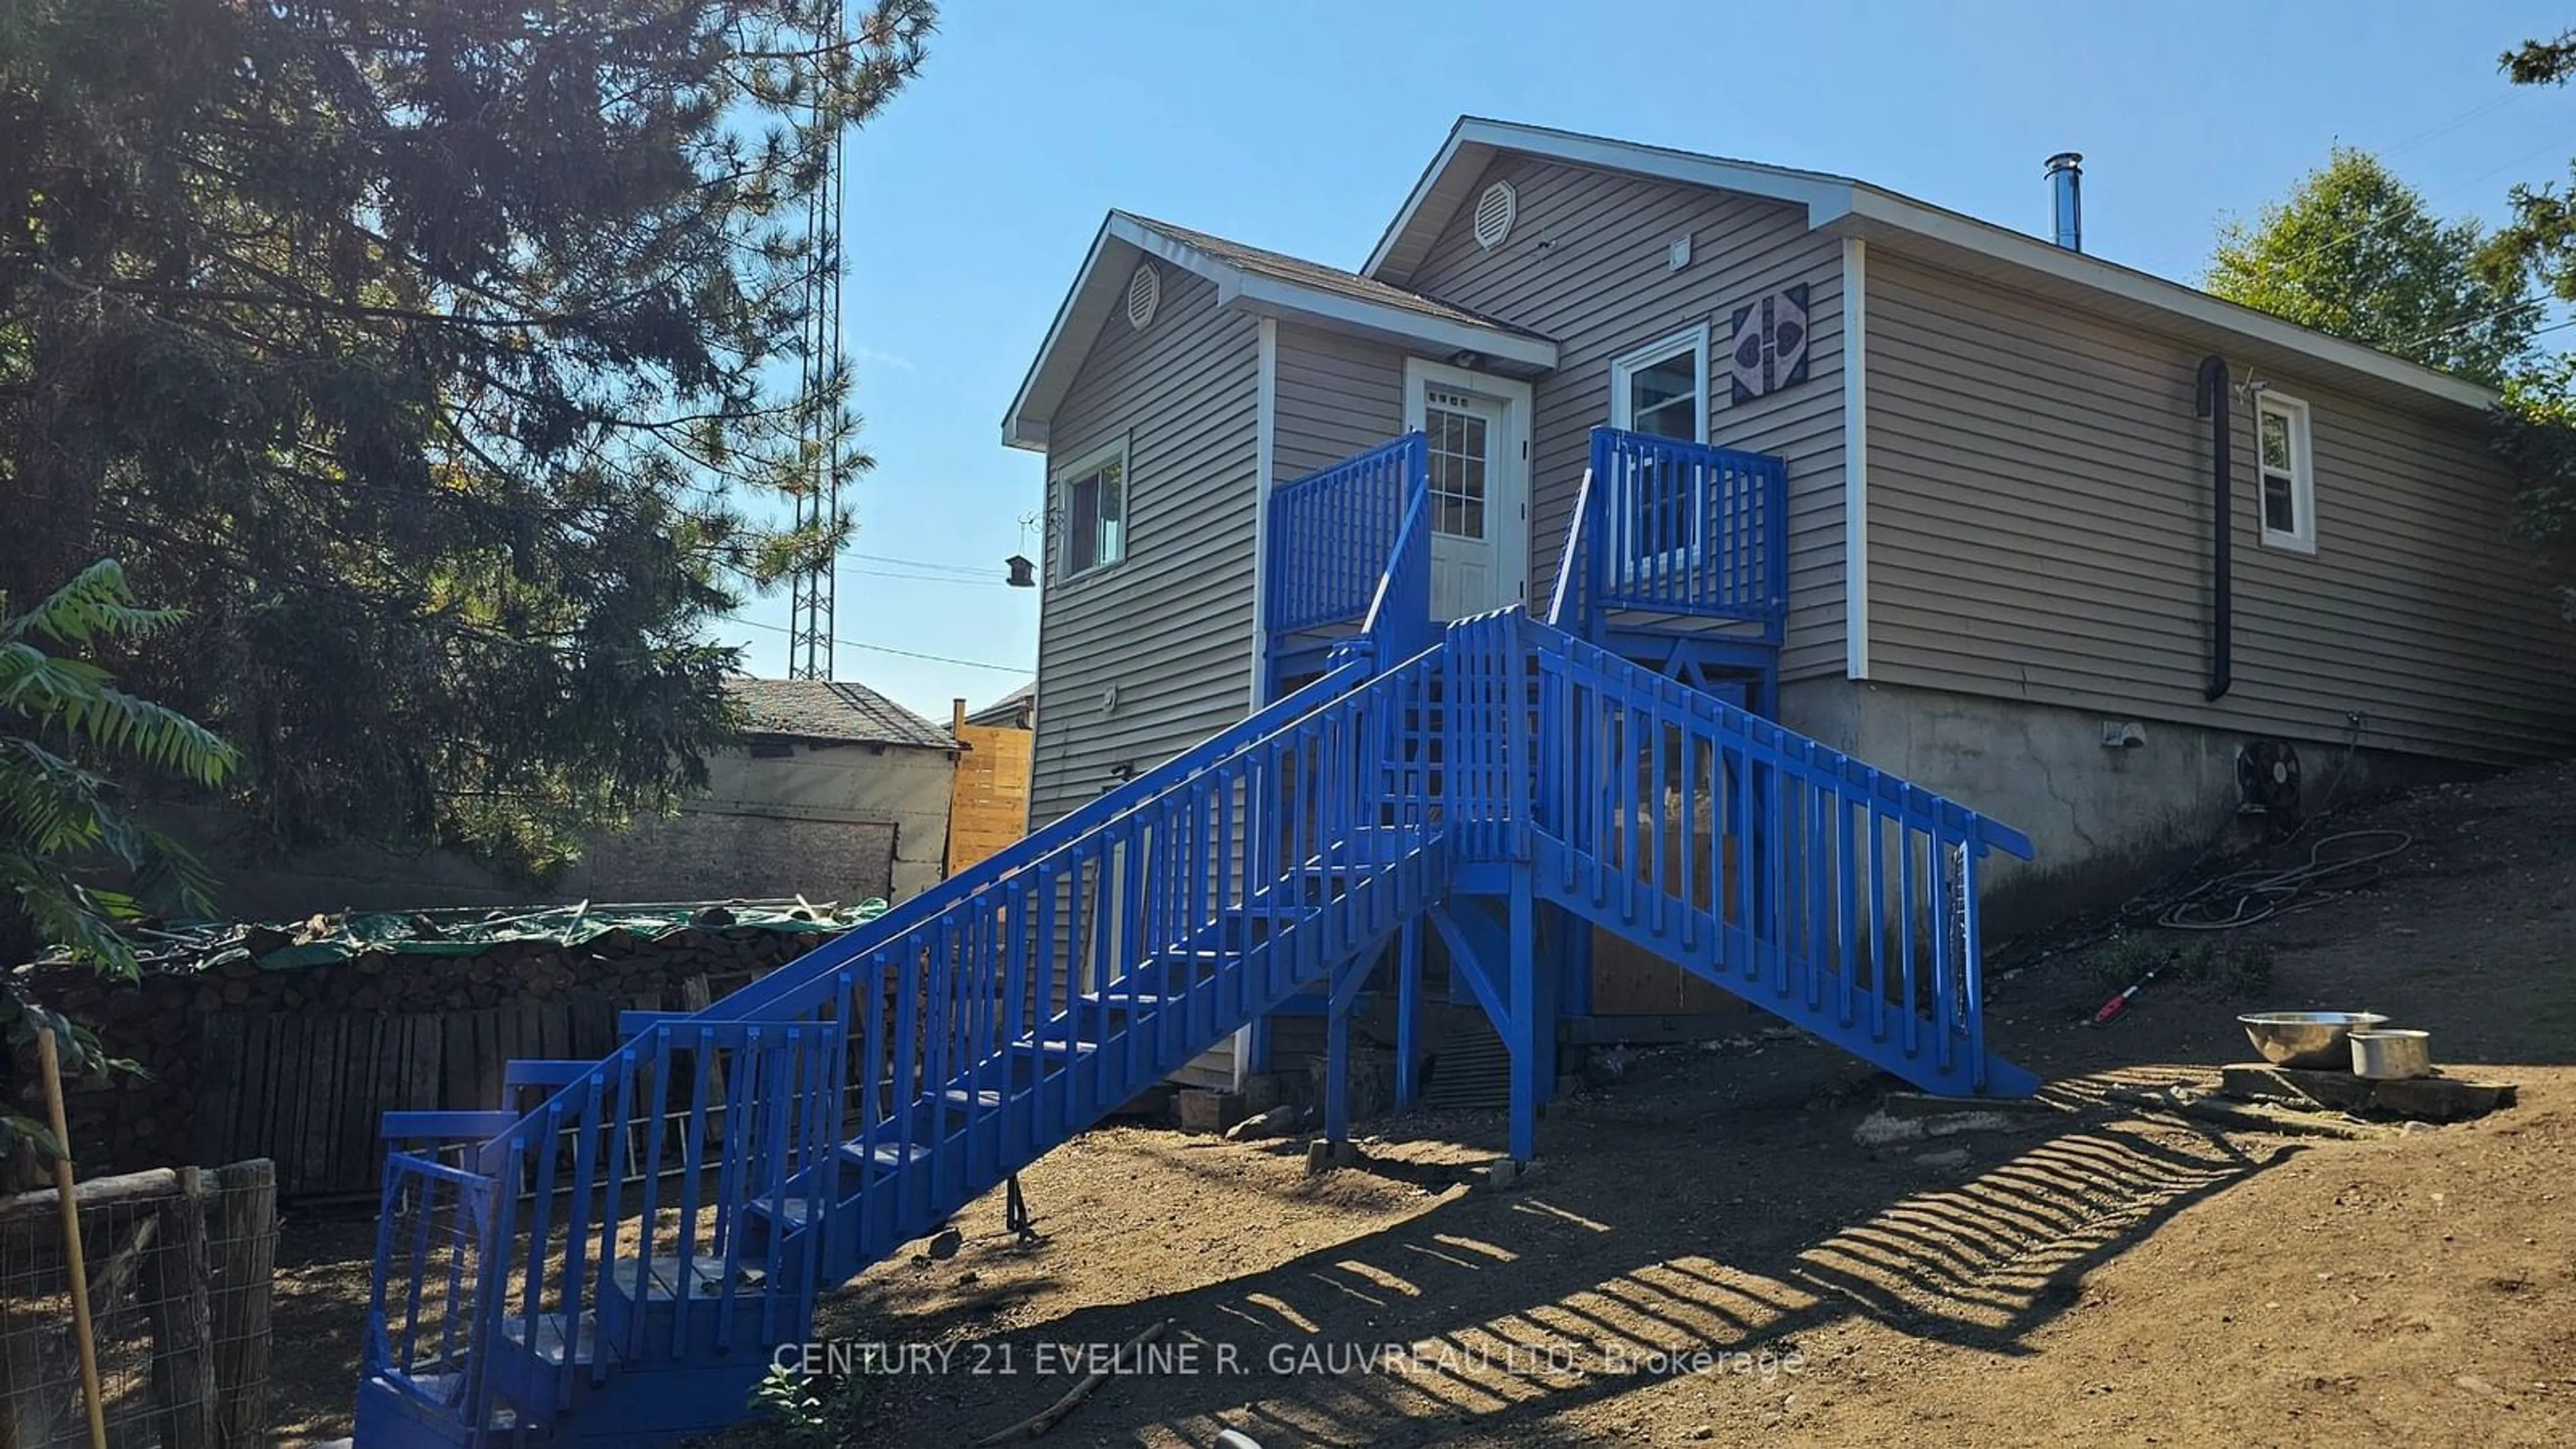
[
  {"left": 743, "top": 1193, "right": 830, "bottom": 1231},
  {"left": 838, "top": 1140, "right": 935, "bottom": 1175},
  {"left": 1074, "top": 991, "right": 1173, "bottom": 1012},
  {"left": 606, "top": 1254, "right": 767, "bottom": 1303},
  {"left": 1009, "top": 1038, "right": 1099, "bottom": 1062},
  {"left": 496, "top": 1309, "right": 598, "bottom": 1368}
]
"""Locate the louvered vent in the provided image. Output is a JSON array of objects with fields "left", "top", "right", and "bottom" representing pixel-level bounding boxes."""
[
  {"left": 1124, "top": 263, "right": 1161, "bottom": 331},
  {"left": 1472, "top": 180, "right": 1517, "bottom": 250}
]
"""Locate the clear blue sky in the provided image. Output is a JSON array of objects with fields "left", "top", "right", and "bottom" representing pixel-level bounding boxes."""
[{"left": 714, "top": 0, "right": 2576, "bottom": 721}]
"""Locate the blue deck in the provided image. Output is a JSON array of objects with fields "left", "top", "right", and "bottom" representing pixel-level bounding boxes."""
[{"left": 357, "top": 429, "right": 2035, "bottom": 1446}]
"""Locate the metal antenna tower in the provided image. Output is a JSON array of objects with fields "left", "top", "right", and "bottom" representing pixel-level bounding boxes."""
[{"left": 788, "top": 3, "right": 849, "bottom": 680}]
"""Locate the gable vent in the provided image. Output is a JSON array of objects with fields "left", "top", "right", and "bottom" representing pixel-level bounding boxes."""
[
  {"left": 1472, "top": 180, "right": 1517, "bottom": 250},
  {"left": 1124, "top": 262, "right": 1161, "bottom": 331}
]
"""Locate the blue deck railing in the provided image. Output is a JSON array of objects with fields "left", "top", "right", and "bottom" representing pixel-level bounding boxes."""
[
  {"left": 1265, "top": 433, "right": 1428, "bottom": 636},
  {"left": 1580, "top": 427, "right": 1788, "bottom": 639}
]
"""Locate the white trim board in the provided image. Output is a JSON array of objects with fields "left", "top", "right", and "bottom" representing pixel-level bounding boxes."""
[
  {"left": 1365, "top": 117, "right": 2495, "bottom": 419},
  {"left": 1842, "top": 235, "right": 1870, "bottom": 681},
  {"left": 1234, "top": 319, "right": 1278, "bottom": 1094},
  {"left": 1247, "top": 317, "right": 1279, "bottom": 706}
]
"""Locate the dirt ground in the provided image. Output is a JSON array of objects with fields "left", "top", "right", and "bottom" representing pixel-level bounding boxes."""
[{"left": 261, "top": 760, "right": 2576, "bottom": 1446}]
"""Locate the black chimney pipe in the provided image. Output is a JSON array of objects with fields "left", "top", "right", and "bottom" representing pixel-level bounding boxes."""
[{"left": 2196, "top": 356, "right": 2233, "bottom": 701}]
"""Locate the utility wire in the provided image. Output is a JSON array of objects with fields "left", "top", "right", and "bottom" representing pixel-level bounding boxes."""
[
  {"left": 715, "top": 612, "right": 1028, "bottom": 674},
  {"left": 848, "top": 551, "right": 1006, "bottom": 577}
]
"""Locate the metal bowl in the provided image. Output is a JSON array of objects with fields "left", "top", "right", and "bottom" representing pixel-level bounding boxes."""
[{"left": 2239, "top": 1010, "right": 2390, "bottom": 1069}]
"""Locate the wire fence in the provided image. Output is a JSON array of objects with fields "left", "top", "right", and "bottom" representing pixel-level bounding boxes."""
[{"left": 0, "top": 1161, "right": 276, "bottom": 1449}]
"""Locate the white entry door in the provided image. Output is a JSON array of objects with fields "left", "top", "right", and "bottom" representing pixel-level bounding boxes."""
[{"left": 1406, "top": 364, "right": 1529, "bottom": 621}]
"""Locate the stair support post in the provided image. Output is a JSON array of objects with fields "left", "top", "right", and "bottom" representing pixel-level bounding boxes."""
[
  {"left": 1393, "top": 917, "right": 1422, "bottom": 1112},
  {"left": 1323, "top": 997, "right": 1351, "bottom": 1146},
  {"left": 1507, "top": 863, "right": 1540, "bottom": 1165},
  {"left": 1556, "top": 904, "right": 1592, "bottom": 1018}
]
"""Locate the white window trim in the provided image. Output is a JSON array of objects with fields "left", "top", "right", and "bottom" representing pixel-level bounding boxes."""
[
  {"left": 1609, "top": 325, "right": 1711, "bottom": 441},
  {"left": 1607, "top": 325, "right": 1712, "bottom": 581},
  {"left": 1053, "top": 435, "right": 1130, "bottom": 582},
  {"left": 2255, "top": 392, "right": 2316, "bottom": 555}
]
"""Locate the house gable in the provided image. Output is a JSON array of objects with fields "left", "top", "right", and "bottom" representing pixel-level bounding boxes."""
[
  {"left": 1004, "top": 213, "right": 1556, "bottom": 451},
  {"left": 1403, "top": 149, "right": 1854, "bottom": 682},
  {"left": 1028, "top": 260, "right": 1262, "bottom": 828}
]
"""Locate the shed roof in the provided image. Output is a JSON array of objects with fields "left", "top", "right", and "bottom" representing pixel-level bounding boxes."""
[
  {"left": 727, "top": 677, "right": 957, "bottom": 750},
  {"left": 963, "top": 680, "right": 1036, "bottom": 727}
]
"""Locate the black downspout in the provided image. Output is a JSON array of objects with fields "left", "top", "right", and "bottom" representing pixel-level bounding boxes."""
[{"left": 2195, "top": 356, "right": 2233, "bottom": 702}]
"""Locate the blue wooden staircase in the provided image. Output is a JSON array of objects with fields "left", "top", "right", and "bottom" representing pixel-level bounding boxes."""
[{"left": 355, "top": 431, "right": 2036, "bottom": 1446}]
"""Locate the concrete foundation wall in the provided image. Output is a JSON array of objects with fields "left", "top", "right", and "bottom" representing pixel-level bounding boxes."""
[{"left": 1778, "top": 676, "right": 2477, "bottom": 935}]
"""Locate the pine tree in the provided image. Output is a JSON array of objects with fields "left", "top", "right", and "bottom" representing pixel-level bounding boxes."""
[{"left": 0, "top": 0, "right": 935, "bottom": 870}]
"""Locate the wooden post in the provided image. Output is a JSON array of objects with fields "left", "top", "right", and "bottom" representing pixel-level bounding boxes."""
[
  {"left": 208, "top": 1160, "right": 276, "bottom": 1448},
  {"left": 38, "top": 1029, "right": 108, "bottom": 1449},
  {"left": 142, "top": 1167, "right": 217, "bottom": 1449}
]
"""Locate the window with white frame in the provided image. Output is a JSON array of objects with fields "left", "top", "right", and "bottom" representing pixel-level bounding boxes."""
[
  {"left": 2255, "top": 392, "right": 2314, "bottom": 553},
  {"left": 1611, "top": 327, "right": 1709, "bottom": 442},
  {"left": 1057, "top": 439, "right": 1128, "bottom": 579},
  {"left": 1609, "top": 327, "right": 1710, "bottom": 569}
]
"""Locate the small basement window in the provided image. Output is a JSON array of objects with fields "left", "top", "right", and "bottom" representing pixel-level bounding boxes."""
[
  {"left": 2256, "top": 392, "right": 2315, "bottom": 553},
  {"left": 1058, "top": 438, "right": 1128, "bottom": 579}
]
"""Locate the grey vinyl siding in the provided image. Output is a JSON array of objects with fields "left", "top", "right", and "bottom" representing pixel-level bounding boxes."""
[
  {"left": 1030, "top": 268, "right": 1261, "bottom": 828},
  {"left": 1403, "top": 155, "right": 1849, "bottom": 679},
  {"left": 1864, "top": 253, "right": 2576, "bottom": 764},
  {"left": 1273, "top": 323, "right": 1405, "bottom": 480}
]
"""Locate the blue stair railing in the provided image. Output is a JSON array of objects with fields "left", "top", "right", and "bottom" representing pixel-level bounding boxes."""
[
  {"left": 361, "top": 641, "right": 1457, "bottom": 1444},
  {"left": 360, "top": 426, "right": 2042, "bottom": 1446},
  {"left": 1521, "top": 618, "right": 2036, "bottom": 1095}
]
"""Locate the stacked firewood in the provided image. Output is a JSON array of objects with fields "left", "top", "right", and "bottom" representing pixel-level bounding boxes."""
[{"left": 15, "top": 923, "right": 848, "bottom": 1177}]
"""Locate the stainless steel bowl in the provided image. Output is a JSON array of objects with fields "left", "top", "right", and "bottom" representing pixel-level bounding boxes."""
[{"left": 2239, "top": 1010, "right": 2390, "bottom": 1069}]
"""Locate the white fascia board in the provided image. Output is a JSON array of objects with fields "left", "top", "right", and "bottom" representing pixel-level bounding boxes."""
[
  {"left": 1841, "top": 189, "right": 2498, "bottom": 413},
  {"left": 1841, "top": 235, "right": 1870, "bottom": 682},
  {"left": 1224, "top": 273, "right": 1557, "bottom": 371},
  {"left": 1002, "top": 216, "right": 1118, "bottom": 451}
]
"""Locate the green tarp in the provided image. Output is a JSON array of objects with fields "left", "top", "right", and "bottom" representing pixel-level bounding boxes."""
[{"left": 130, "top": 898, "right": 890, "bottom": 975}]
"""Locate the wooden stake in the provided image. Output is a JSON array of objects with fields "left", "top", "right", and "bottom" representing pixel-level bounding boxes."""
[{"left": 39, "top": 1028, "right": 110, "bottom": 1449}]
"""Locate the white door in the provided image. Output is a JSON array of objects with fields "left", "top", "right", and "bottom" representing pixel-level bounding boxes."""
[{"left": 1409, "top": 370, "right": 1527, "bottom": 621}]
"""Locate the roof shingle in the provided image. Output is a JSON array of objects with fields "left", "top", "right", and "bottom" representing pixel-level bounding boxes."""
[{"left": 727, "top": 677, "right": 957, "bottom": 750}]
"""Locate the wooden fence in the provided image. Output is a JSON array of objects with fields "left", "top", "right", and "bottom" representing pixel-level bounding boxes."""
[
  {"left": 189, "top": 972, "right": 781, "bottom": 1199},
  {"left": 0, "top": 1161, "right": 276, "bottom": 1448},
  {"left": 946, "top": 714, "right": 1032, "bottom": 875}
]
